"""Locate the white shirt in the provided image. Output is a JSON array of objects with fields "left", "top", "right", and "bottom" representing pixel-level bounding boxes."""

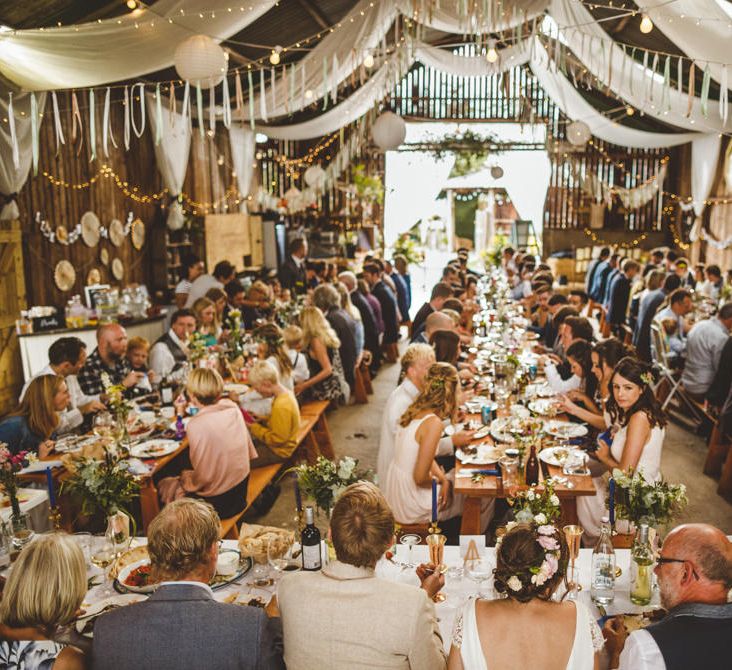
[
  {"left": 545, "top": 361, "right": 581, "bottom": 394},
  {"left": 20, "top": 365, "right": 96, "bottom": 435},
  {"left": 160, "top": 580, "right": 215, "bottom": 598},
  {"left": 175, "top": 279, "right": 192, "bottom": 297},
  {"left": 681, "top": 317, "right": 730, "bottom": 394},
  {"left": 149, "top": 330, "right": 189, "bottom": 379},
  {"left": 618, "top": 629, "right": 666, "bottom": 670},
  {"left": 377, "top": 379, "right": 452, "bottom": 484},
  {"left": 185, "top": 274, "right": 223, "bottom": 308},
  {"left": 288, "top": 350, "right": 310, "bottom": 385}
]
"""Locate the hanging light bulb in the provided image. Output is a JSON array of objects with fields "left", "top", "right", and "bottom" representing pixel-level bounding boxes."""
[
  {"left": 626, "top": 105, "right": 635, "bottom": 116},
  {"left": 269, "top": 46, "right": 282, "bottom": 65},
  {"left": 486, "top": 39, "right": 498, "bottom": 64},
  {"left": 640, "top": 14, "right": 654, "bottom": 33},
  {"left": 304, "top": 89, "right": 314, "bottom": 100},
  {"left": 126, "top": 0, "right": 137, "bottom": 8},
  {"left": 363, "top": 51, "right": 375, "bottom": 68}
]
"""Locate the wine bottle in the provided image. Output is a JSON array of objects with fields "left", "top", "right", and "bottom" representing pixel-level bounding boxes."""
[
  {"left": 301, "top": 506, "right": 322, "bottom": 571},
  {"left": 630, "top": 524, "right": 654, "bottom": 605},
  {"left": 525, "top": 444, "right": 539, "bottom": 486},
  {"left": 591, "top": 517, "right": 616, "bottom": 605},
  {"left": 160, "top": 377, "right": 174, "bottom": 406}
]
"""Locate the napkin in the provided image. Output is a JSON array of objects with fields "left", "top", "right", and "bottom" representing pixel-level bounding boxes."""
[{"left": 19, "top": 460, "right": 63, "bottom": 474}]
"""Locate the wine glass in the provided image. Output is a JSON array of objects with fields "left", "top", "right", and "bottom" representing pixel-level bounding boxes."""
[
  {"left": 267, "top": 537, "right": 300, "bottom": 579},
  {"left": 563, "top": 525, "right": 584, "bottom": 600},
  {"left": 91, "top": 534, "right": 116, "bottom": 597},
  {"left": 399, "top": 534, "right": 421, "bottom": 566},
  {"left": 425, "top": 533, "right": 447, "bottom": 602},
  {"left": 93, "top": 412, "right": 115, "bottom": 440},
  {"left": 465, "top": 555, "right": 496, "bottom": 598}
]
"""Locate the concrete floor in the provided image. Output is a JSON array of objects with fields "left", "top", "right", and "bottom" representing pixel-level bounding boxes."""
[{"left": 250, "top": 347, "right": 732, "bottom": 537}]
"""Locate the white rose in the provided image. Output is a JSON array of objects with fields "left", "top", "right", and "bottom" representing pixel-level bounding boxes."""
[
  {"left": 550, "top": 495, "right": 560, "bottom": 506},
  {"left": 507, "top": 575, "right": 523, "bottom": 591},
  {"left": 534, "top": 513, "right": 547, "bottom": 525},
  {"left": 527, "top": 490, "right": 536, "bottom": 500}
]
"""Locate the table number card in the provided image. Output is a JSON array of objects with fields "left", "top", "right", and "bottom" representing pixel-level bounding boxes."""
[{"left": 460, "top": 535, "right": 486, "bottom": 559}]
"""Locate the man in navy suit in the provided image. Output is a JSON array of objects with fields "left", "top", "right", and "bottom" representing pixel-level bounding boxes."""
[{"left": 607, "top": 259, "right": 640, "bottom": 335}]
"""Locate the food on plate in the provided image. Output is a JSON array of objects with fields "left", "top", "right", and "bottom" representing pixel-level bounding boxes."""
[
  {"left": 110, "top": 545, "right": 149, "bottom": 579},
  {"left": 124, "top": 564, "right": 152, "bottom": 588},
  {"left": 238, "top": 523, "right": 295, "bottom": 564}
]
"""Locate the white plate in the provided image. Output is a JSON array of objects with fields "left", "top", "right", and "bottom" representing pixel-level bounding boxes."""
[
  {"left": 510, "top": 405, "right": 530, "bottom": 419},
  {"left": 116, "top": 559, "right": 156, "bottom": 594},
  {"left": 472, "top": 425, "right": 491, "bottom": 439},
  {"left": 129, "top": 439, "right": 179, "bottom": 459},
  {"left": 76, "top": 594, "right": 144, "bottom": 635},
  {"left": 224, "top": 383, "right": 248, "bottom": 395},
  {"left": 442, "top": 424, "right": 456, "bottom": 438},
  {"left": 544, "top": 421, "right": 589, "bottom": 439},
  {"left": 489, "top": 418, "right": 515, "bottom": 444},
  {"left": 528, "top": 399, "right": 559, "bottom": 416},
  {"left": 54, "top": 435, "right": 97, "bottom": 454},
  {"left": 539, "top": 446, "right": 576, "bottom": 467},
  {"left": 457, "top": 444, "right": 503, "bottom": 465},
  {"left": 528, "top": 382, "right": 555, "bottom": 398},
  {"left": 524, "top": 331, "right": 540, "bottom": 340}
]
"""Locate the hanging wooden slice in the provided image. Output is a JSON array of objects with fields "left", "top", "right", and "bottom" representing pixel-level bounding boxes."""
[
  {"left": 87, "top": 268, "right": 101, "bottom": 285},
  {"left": 109, "top": 219, "right": 125, "bottom": 247},
  {"left": 111, "top": 258, "right": 124, "bottom": 281},
  {"left": 100, "top": 247, "right": 109, "bottom": 266},
  {"left": 55, "top": 225, "right": 69, "bottom": 244},
  {"left": 81, "top": 211, "right": 101, "bottom": 247},
  {"left": 131, "top": 218, "right": 145, "bottom": 250},
  {"left": 54, "top": 260, "right": 76, "bottom": 292}
]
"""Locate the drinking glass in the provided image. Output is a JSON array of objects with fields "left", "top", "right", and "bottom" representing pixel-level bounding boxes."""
[
  {"left": 563, "top": 449, "right": 589, "bottom": 476},
  {"left": 425, "top": 533, "right": 447, "bottom": 602},
  {"left": 465, "top": 555, "right": 496, "bottom": 598},
  {"left": 0, "top": 520, "right": 12, "bottom": 568},
  {"left": 91, "top": 534, "right": 116, "bottom": 596},
  {"left": 399, "top": 534, "right": 421, "bottom": 565},
  {"left": 11, "top": 512, "right": 34, "bottom": 549},
  {"left": 499, "top": 455, "right": 519, "bottom": 493},
  {"left": 267, "top": 537, "right": 300, "bottom": 579},
  {"left": 93, "top": 412, "right": 115, "bottom": 440}
]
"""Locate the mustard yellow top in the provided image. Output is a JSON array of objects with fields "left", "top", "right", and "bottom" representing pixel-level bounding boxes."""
[{"left": 249, "top": 390, "right": 301, "bottom": 458}]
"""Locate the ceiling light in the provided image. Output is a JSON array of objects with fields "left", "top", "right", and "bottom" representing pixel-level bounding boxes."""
[
  {"left": 486, "top": 39, "right": 498, "bottom": 64},
  {"left": 640, "top": 14, "right": 654, "bottom": 33},
  {"left": 126, "top": 0, "right": 137, "bottom": 9},
  {"left": 363, "top": 51, "right": 375, "bottom": 68},
  {"left": 626, "top": 105, "right": 635, "bottom": 116},
  {"left": 269, "top": 45, "right": 282, "bottom": 65},
  {"left": 304, "top": 89, "right": 314, "bottom": 100}
]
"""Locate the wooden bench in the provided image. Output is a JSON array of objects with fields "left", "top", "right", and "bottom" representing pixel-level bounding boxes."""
[
  {"left": 353, "top": 363, "right": 369, "bottom": 404},
  {"left": 384, "top": 342, "right": 399, "bottom": 363},
  {"left": 219, "top": 463, "right": 283, "bottom": 540},
  {"left": 300, "top": 400, "right": 335, "bottom": 459},
  {"left": 360, "top": 361, "right": 374, "bottom": 395},
  {"left": 291, "top": 413, "right": 320, "bottom": 464}
]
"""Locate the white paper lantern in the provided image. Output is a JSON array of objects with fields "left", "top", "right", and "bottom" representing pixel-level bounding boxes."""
[
  {"left": 371, "top": 111, "right": 406, "bottom": 150},
  {"left": 567, "top": 120, "right": 591, "bottom": 147},
  {"left": 174, "top": 35, "right": 228, "bottom": 86},
  {"left": 490, "top": 165, "right": 504, "bottom": 179},
  {"left": 304, "top": 165, "right": 326, "bottom": 188}
]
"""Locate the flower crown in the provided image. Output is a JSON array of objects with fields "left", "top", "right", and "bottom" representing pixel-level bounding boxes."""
[
  {"left": 496, "top": 522, "right": 562, "bottom": 594},
  {"left": 640, "top": 371, "right": 654, "bottom": 387},
  {"left": 257, "top": 334, "right": 285, "bottom": 348}
]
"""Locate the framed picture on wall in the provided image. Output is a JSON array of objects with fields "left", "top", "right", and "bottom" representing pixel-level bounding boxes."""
[{"left": 84, "top": 284, "right": 110, "bottom": 309}]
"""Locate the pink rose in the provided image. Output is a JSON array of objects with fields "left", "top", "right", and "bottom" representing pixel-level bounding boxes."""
[
  {"left": 537, "top": 535, "right": 559, "bottom": 551},
  {"left": 537, "top": 525, "right": 556, "bottom": 536}
]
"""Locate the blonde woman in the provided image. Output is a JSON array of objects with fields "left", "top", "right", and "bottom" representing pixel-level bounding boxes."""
[
  {"left": 0, "top": 533, "right": 87, "bottom": 669},
  {"left": 253, "top": 323, "right": 295, "bottom": 391},
  {"left": 336, "top": 281, "right": 365, "bottom": 365},
  {"left": 384, "top": 363, "right": 493, "bottom": 529},
  {"left": 296, "top": 306, "right": 349, "bottom": 404},
  {"left": 158, "top": 368, "right": 256, "bottom": 518},
  {"left": 191, "top": 297, "right": 220, "bottom": 347}
]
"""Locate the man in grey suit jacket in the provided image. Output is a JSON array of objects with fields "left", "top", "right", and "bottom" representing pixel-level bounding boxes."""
[{"left": 92, "top": 499, "right": 284, "bottom": 670}]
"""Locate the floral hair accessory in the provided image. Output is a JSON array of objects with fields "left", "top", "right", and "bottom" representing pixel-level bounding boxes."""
[
  {"left": 640, "top": 372, "right": 654, "bottom": 386},
  {"left": 496, "top": 522, "right": 563, "bottom": 594},
  {"left": 429, "top": 377, "right": 446, "bottom": 392}
]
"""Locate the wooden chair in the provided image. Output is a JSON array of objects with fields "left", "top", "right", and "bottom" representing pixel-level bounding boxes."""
[
  {"left": 360, "top": 360, "right": 374, "bottom": 395},
  {"left": 300, "top": 400, "right": 335, "bottom": 459},
  {"left": 384, "top": 342, "right": 399, "bottom": 363},
  {"left": 353, "top": 364, "right": 369, "bottom": 404},
  {"left": 219, "top": 464, "right": 283, "bottom": 540},
  {"left": 704, "top": 421, "right": 730, "bottom": 477}
]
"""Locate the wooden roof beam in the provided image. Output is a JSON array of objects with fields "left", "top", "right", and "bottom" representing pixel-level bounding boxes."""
[{"left": 295, "top": 0, "right": 330, "bottom": 30}]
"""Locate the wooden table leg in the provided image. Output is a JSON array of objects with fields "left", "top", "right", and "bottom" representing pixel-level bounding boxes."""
[
  {"left": 460, "top": 497, "right": 483, "bottom": 535},
  {"left": 560, "top": 499, "right": 579, "bottom": 526},
  {"left": 139, "top": 479, "right": 161, "bottom": 534}
]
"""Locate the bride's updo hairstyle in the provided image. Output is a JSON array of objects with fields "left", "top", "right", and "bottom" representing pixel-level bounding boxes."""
[{"left": 493, "top": 523, "right": 568, "bottom": 603}]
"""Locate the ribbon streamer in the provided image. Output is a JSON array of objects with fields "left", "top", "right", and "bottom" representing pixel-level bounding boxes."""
[
  {"left": 720, "top": 65, "right": 729, "bottom": 125},
  {"left": 89, "top": 89, "right": 96, "bottom": 162},
  {"left": 102, "top": 87, "right": 111, "bottom": 156},
  {"left": 235, "top": 72, "right": 245, "bottom": 125},
  {"left": 331, "top": 54, "right": 339, "bottom": 104},
  {"left": 322, "top": 57, "right": 328, "bottom": 110},
  {"left": 271, "top": 67, "right": 276, "bottom": 111},
  {"left": 130, "top": 83, "right": 146, "bottom": 138},
  {"left": 123, "top": 86, "right": 131, "bottom": 150},
  {"left": 30, "top": 92, "right": 39, "bottom": 175},
  {"left": 662, "top": 56, "right": 670, "bottom": 112},
  {"left": 155, "top": 83, "right": 163, "bottom": 145},
  {"left": 701, "top": 65, "right": 711, "bottom": 118},
  {"left": 169, "top": 82, "right": 176, "bottom": 127},
  {"left": 222, "top": 75, "right": 231, "bottom": 128},
  {"left": 248, "top": 70, "right": 256, "bottom": 130},
  {"left": 209, "top": 83, "right": 216, "bottom": 132},
  {"left": 71, "top": 92, "right": 84, "bottom": 155},
  {"left": 686, "top": 63, "right": 695, "bottom": 118},
  {"left": 51, "top": 92, "right": 65, "bottom": 155},
  {"left": 182, "top": 82, "right": 191, "bottom": 130},
  {"left": 196, "top": 82, "right": 204, "bottom": 137},
  {"left": 259, "top": 68, "right": 268, "bottom": 122}
]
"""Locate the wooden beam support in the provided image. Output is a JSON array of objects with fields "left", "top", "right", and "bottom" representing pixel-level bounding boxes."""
[{"left": 295, "top": 0, "right": 330, "bottom": 30}]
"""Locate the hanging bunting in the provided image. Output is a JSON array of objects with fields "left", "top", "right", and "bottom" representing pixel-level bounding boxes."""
[
  {"left": 30, "top": 92, "right": 39, "bottom": 175},
  {"left": 51, "top": 92, "right": 65, "bottom": 155},
  {"left": 222, "top": 75, "right": 231, "bottom": 128},
  {"left": 71, "top": 92, "right": 84, "bottom": 155},
  {"left": 677, "top": 56, "right": 683, "bottom": 100},
  {"left": 271, "top": 67, "right": 276, "bottom": 111},
  {"left": 649, "top": 53, "right": 658, "bottom": 103},
  {"left": 642, "top": 50, "right": 650, "bottom": 104},
  {"left": 322, "top": 57, "right": 328, "bottom": 111},
  {"left": 182, "top": 82, "right": 191, "bottom": 130},
  {"left": 247, "top": 70, "right": 256, "bottom": 130},
  {"left": 209, "top": 83, "right": 216, "bottom": 132},
  {"left": 283, "top": 64, "right": 289, "bottom": 114},
  {"left": 300, "top": 62, "right": 306, "bottom": 106},
  {"left": 331, "top": 54, "right": 339, "bottom": 104},
  {"left": 259, "top": 68, "right": 268, "bottom": 122},
  {"left": 123, "top": 86, "right": 131, "bottom": 150},
  {"left": 102, "top": 87, "right": 111, "bottom": 156},
  {"left": 196, "top": 82, "right": 204, "bottom": 137},
  {"left": 169, "top": 82, "right": 176, "bottom": 127},
  {"left": 130, "top": 83, "right": 146, "bottom": 138},
  {"left": 88, "top": 89, "right": 96, "bottom": 162},
  {"left": 289, "top": 63, "right": 296, "bottom": 113},
  {"left": 235, "top": 72, "right": 245, "bottom": 125},
  {"left": 155, "top": 83, "right": 163, "bottom": 145},
  {"left": 629, "top": 48, "right": 636, "bottom": 96},
  {"left": 662, "top": 56, "right": 671, "bottom": 112},
  {"left": 701, "top": 64, "right": 710, "bottom": 117},
  {"left": 720, "top": 65, "right": 729, "bottom": 124},
  {"left": 686, "top": 63, "right": 696, "bottom": 118}
]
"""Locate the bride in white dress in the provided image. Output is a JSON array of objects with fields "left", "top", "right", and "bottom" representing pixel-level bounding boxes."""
[
  {"left": 448, "top": 524, "right": 603, "bottom": 669},
  {"left": 578, "top": 357, "right": 666, "bottom": 544}
]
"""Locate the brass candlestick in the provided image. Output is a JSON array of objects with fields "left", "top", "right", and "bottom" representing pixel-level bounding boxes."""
[{"left": 48, "top": 505, "right": 62, "bottom": 530}]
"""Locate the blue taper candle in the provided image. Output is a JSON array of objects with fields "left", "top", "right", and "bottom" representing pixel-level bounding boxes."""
[
  {"left": 46, "top": 466, "right": 56, "bottom": 508},
  {"left": 431, "top": 477, "right": 438, "bottom": 523},
  {"left": 608, "top": 477, "right": 616, "bottom": 526}
]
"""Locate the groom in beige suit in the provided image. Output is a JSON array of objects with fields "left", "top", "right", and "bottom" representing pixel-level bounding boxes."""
[{"left": 277, "top": 482, "right": 447, "bottom": 670}]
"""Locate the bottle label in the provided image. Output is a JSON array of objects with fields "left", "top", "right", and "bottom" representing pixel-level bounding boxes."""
[
  {"left": 592, "top": 556, "right": 616, "bottom": 589},
  {"left": 302, "top": 543, "right": 322, "bottom": 570}
]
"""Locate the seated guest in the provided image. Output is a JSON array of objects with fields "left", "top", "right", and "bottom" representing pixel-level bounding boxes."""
[
  {"left": 604, "top": 523, "right": 732, "bottom": 670},
  {"left": 654, "top": 288, "right": 693, "bottom": 355},
  {"left": 674, "top": 257, "right": 695, "bottom": 289},
  {"left": 544, "top": 315, "right": 593, "bottom": 384},
  {"left": 149, "top": 309, "right": 196, "bottom": 380},
  {"left": 278, "top": 482, "right": 447, "bottom": 670},
  {"left": 247, "top": 360, "right": 301, "bottom": 467},
  {"left": 175, "top": 254, "right": 204, "bottom": 309},
  {"left": 385, "top": 363, "right": 493, "bottom": 530},
  {"left": 1, "top": 375, "right": 68, "bottom": 456},
  {"left": 542, "top": 294, "right": 569, "bottom": 346},
  {"left": 20, "top": 336, "right": 105, "bottom": 432},
  {"left": 634, "top": 273, "right": 681, "bottom": 361},
  {"left": 544, "top": 340, "right": 594, "bottom": 395},
  {"left": 502, "top": 246, "right": 518, "bottom": 274},
  {"left": 339, "top": 271, "right": 380, "bottom": 372},
  {"left": 243, "top": 280, "right": 273, "bottom": 330},
  {"left": 602, "top": 255, "right": 625, "bottom": 309},
  {"left": 568, "top": 289, "right": 589, "bottom": 315},
  {"left": 295, "top": 306, "right": 349, "bottom": 404},
  {"left": 642, "top": 248, "right": 665, "bottom": 277},
  {"left": 159, "top": 369, "right": 256, "bottom": 518},
  {"left": 700, "top": 264, "right": 724, "bottom": 300},
  {"left": 278, "top": 236, "right": 308, "bottom": 295},
  {"left": 282, "top": 326, "right": 311, "bottom": 386},
  {"left": 579, "top": 357, "right": 665, "bottom": 544},
  {"left": 125, "top": 336, "right": 155, "bottom": 396},
  {"left": 363, "top": 263, "right": 400, "bottom": 351},
  {"left": 185, "top": 259, "right": 236, "bottom": 308},
  {"left": 629, "top": 270, "right": 662, "bottom": 332},
  {"left": 693, "top": 263, "right": 706, "bottom": 289},
  {"left": 336, "top": 282, "right": 365, "bottom": 365},
  {"left": 449, "top": 523, "right": 603, "bottom": 669},
  {"left": 411, "top": 282, "right": 453, "bottom": 341},
  {"left": 0, "top": 533, "right": 87, "bottom": 668},
  {"left": 357, "top": 277, "right": 385, "bottom": 340},
  {"left": 412, "top": 311, "right": 454, "bottom": 345},
  {"left": 680, "top": 302, "right": 732, "bottom": 402},
  {"left": 78, "top": 323, "right": 142, "bottom": 397},
  {"left": 313, "top": 284, "right": 358, "bottom": 390},
  {"left": 222, "top": 279, "right": 246, "bottom": 323},
  {"left": 706, "top": 336, "right": 732, "bottom": 409},
  {"left": 393, "top": 254, "right": 412, "bottom": 318},
  {"left": 205, "top": 287, "right": 228, "bottom": 323},
  {"left": 92, "top": 498, "right": 283, "bottom": 670},
  {"left": 192, "top": 297, "right": 220, "bottom": 347},
  {"left": 530, "top": 284, "right": 553, "bottom": 334},
  {"left": 254, "top": 323, "right": 297, "bottom": 391},
  {"left": 431, "top": 329, "right": 461, "bottom": 367},
  {"left": 545, "top": 306, "right": 578, "bottom": 357},
  {"left": 607, "top": 259, "right": 640, "bottom": 334}
]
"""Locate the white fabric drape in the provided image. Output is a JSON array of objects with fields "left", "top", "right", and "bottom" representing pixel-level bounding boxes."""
[
  {"left": 0, "top": 0, "right": 275, "bottom": 90},
  {"left": 228, "top": 125, "right": 255, "bottom": 212},
  {"left": 0, "top": 91, "right": 46, "bottom": 220},
  {"left": 497, "top": 150, "right": 552, "bottom": 236},
  {"left": 547, "top": 0, "right": 732, "bottom": 133},
  {"left": 146, "top": 94, "right": 191, "bottom": 230},
  {"left": 633, "top": 0, "right": 731, "bottom": 85},
  {"left": 415, "top": 40, "right": 531, "bottom": 76},
  {"left": 529, "top": 41, "right": 702, "bottom": 148},
  {"left": 689, "top": 134, "right": 722, "bottom": 240}
]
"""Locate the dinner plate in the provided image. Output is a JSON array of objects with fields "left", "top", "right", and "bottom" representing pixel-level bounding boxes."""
[
  {"left": 54, "top": 435, "right": 98, "bottom": 454},
  {"left": 527, "top": 382, "right": 554, "bottom": 398},
  {"left": 539, "top": 446, "right": 580, "bottom": 467},
  {"left": 524, "top": 331, "right": 540, "bottom": 341},
  {"left": 472, "top": 425, "right": 491, "bottom": 440},
  {"left": 544, "top": 421, "right": 589, "bottom": 439},
  {"left": 128, "top": 439, "right": 179, "bottom": 459},
  {"left": 75, "top": 594, "right": 144, "bottom": 636},
  {"left": 528, "top": 399, "right": 560, "bottom": 416},
  {"left": 456, "top": 444, "right": 503, "bottom": 465},
  {"left": 489, "top": 418, "right": 515, "bottom": 444},
  {"left": 510, "top": 405, "right": 531, "bottom": 419},
  {"left": 116, "top": 558, "right": 157, "bottom": 594}
]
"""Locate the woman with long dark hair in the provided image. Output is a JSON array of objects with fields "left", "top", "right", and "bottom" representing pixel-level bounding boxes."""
[{"left": 578, "top": 357, "right": 666, "bottom": 542}]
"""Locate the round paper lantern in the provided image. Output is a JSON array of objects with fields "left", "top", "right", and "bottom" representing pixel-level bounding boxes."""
[
  {"left": 371, "top": 111, "right": 406, "bottom": 150},
  {"left": 490, "top": 165, "right": 504, "bottom": 179},
  {"left": 567, "top": 120, "right": 591, "bottom": 147},
  {"left": 174, "top": 35, "right": 228, "bottom": 86},
  {"left": 304, "top": 165, "right": 326, "bottom": 188}
]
